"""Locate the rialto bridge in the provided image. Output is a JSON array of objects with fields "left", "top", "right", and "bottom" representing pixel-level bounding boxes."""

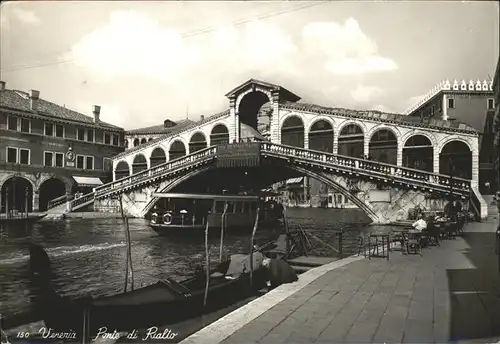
[{"left": 56, "top": 79, "right": 487, "bottom": 223}]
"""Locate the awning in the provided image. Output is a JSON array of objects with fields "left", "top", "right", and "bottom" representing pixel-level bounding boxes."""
[
  {"left": 286, "top": 177, "right": 304, "bottom": 185},
  {"left": 73, "top": 176, "right": 103, "bottom": 187}
]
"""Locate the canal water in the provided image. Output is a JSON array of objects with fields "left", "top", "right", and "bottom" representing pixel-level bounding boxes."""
[{"left": 0, "top": 208, "right": 390, "bottom": 323}]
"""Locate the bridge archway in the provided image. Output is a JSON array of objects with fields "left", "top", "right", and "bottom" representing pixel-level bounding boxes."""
[
  {"left": 403, "top": 135, "right": 433, "bottom": 172},
  {"left": 189, "top": 132, "right": 208, "bottom": 153},
  {"left": 369, "top": 128, "right": 398, "bottom": 164},
  {"left": 149, "top": 138, "right": 154, "bottom": 142},
  {"left": 150, "top": 147, "right": 166, "bottom": 167},
  {"left": 281, "top": 115, "right": 305, "bottom": 148},
  {"left": 338, "top": 123, "right": 364, "bottom": 158},
  {"left": 169, "top": 140, "right": 187, "bottom": 160},
  {"left": 132, "top": 154, "right": 148, "bottom": 174},
  {"left": 140, "top": 138, "right": 147, "bottom": 144},
  {"left": 439, "top": 140, "right": 472, "bottom": 179},
  {"left": 0, "top": 176, "right": 33, "bottom": 213},
  {"left": 308, "top": 119, "right": 334, "bottom": 153},
  {"left": 115, "top": 161, "right": 130, "bottom": 180},
  {"left": 210, "top": 124, "right": 230, "bottom": 145},
  {"left": 237, "top": 91, "right": 271, "bottom": 134},
  {"left": 133, "top": 139, "right": 140, "bottom": 147},
  {"left": 39, "top": 178, "right": 66, "bottom": 211}
]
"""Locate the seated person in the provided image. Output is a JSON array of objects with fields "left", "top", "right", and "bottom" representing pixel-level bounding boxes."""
[
  {"left": 262, "top": 258, "right": 298, "bottom": 290},
  {"left": 412, "top": 215, "right": 427, "bottom": 232}
]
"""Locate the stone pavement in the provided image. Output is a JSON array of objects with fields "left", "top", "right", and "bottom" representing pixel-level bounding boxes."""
[{"left": 182, "top": 204, "right": 500, "bottom": 344}]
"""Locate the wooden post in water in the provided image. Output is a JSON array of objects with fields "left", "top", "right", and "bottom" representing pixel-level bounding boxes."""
[
  {"left": 282, "top": 201, "right": 290, "bottom": 259},
  {"left": 203, "top": 220, "right": 210, "bottom": 310},
  {"left": 219, "top": 202, "right": 229, "bottom": 263},
  {"left": 119, "top": 195, "right": 134, "bottom": 291},
  {"left": 81, "top": 307, "right": 90, "bottom": 344},
  {"left": 5, "top": 189, "right": 9, "bottom": 217},
  {"left": 249, "top": 206, "right": 260, "bottom": 289},
  {"left": 25, "top": 186, "right": 29, "bottom": 217}
]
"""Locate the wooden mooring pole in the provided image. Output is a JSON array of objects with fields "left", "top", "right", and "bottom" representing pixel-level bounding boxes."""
[
  {"left": 219, "top": 203, "right": 228, "bottom": 263},
  {"left": 203, "top": 220, "right": 210, "bottom": 309},
  {"left": 249, "top": 206, "right": 260, "bottom": 289},
  {"left": 119, "top": 195, "right": 134, "bottom": 292}
]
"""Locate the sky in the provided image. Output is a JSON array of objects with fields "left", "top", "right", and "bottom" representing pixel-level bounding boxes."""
[{"left": 1, "top": 1, "right": 499, "bottom": 130}]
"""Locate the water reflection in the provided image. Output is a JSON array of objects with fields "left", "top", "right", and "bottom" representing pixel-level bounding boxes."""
[{"left": 0, "top": 208, "right": 381, "bottom": 320}]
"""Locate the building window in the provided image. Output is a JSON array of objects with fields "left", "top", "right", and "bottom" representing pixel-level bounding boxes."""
[
  {"left": 86, "top": 129, "right": 94, "bottom": 142},
  {"left": 55, "top": 152, "right": 64, "bottom": 167},
  {"left": 85, "top": 156, "right": 94, "bottom": 170},
  {"left": 488, "top": 98, "right": 495, "bottom": 109},
  {"left": 112, "top": 134, "right": 119, "bottom": 146},
  {"left": 76, "top": 155, "right": 85, "bottom": 169},
  {"left": 7, "top": 147, "right": 18, "bottom": 163},
  {"left": 55, "top": 124, "right": 65, "bottom": 138},
  {"left": 7, "top": 116, "right": 18, "bottom": 131},
  {"left": 44, "top": 152, "right": 54, "bottom": 167},
  {"left": 448, "top": 98, "right": 455, "bottom": 109},
  {"left": 20, "top": 118, "right": 30, "bottom": 133},
  {"left": 44, "top": 123, "right": 54, "bottom": 136},
  {"left": 103, "top": 158, "right": 112, "bottom": 171},
  {"left": 77, "top": 128, "right": 85, "bottom": 141},
  {"left": 19, "top": 148, "right": 30, "bottom": 164},
  {"left": 104, "top": 132, "right": 111, "bottom": 145}
]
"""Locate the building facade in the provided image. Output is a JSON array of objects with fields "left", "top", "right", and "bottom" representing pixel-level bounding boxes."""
[
  {"left": 493, "top": 59, "right": 500, "bottom": 194},
  {"left": 0, "top": 81, "right": 125, "bottom": 212},
  {"left": 125, "top": 118, "right": 195, "bottom": 149},
  {"left": 404, "top": 79, "right": 495, "bottom": 193}
]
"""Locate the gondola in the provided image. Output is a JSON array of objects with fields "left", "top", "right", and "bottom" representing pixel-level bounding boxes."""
[{"left": 29, "top": 244, "right": 269, "bottom": 337}]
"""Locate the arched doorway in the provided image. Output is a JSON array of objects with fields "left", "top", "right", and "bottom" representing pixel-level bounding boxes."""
[
  {"left": 238, "top": 91, "right": 271, "bottom": 135},
  {"left": 1, "top": 176, "right": 33, "bottom": 213},
  {"left": 281, "top": 116, "right": 304, "bottom": 148},
  {"left": 140, "top": 138, "right": 147, "bottom": 144},
  {"left": 39, "top": 178, "right": 67, "bottom": 211},
  {"left": 189, "top": 132, "right": 208, "bottom": 153},
  {"left": 338, "top": 124, "right": 364, "bottom": 158},
  {"left": 150, "top": 147, "right": 166, "bottom": 167},
  {"left": 132, "top": 154, "right": 148, "bottom": 174},
  {"left": 439, "top": 140, "right": 472, "bottom": 179},
  {"left": 115, "top": 161, "right": 130, "bottom": 180},
  {"left": 307, "top": 119, "right": 334, "bottom": 207},
  {"left": 403, "top": 135, "right": 433, "bottom": 172},
  {"left": 210, "top": 124, "right": 230, "bottom": 145},
  {"left": 369, "top": 129, "right": 398, "bottom": 164},
  {"left": 169, "top": 140, "right": 187, "bottom": 161},
  {"left": 308, "top": 120, "right": 333, "bottom": 153},
  {"left": 133, "top": 139, "right": 140, "bottom": 147}
]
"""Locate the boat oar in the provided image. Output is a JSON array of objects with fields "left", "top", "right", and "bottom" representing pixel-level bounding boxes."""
[
  {"left": 249, "top": 206, "right": 260, "bottom": 289},
  {"left": 219, "top": 203, "right": 228, "bottom": 263},
  {"left": 203, "top": 220, "right": 210, "bottom": 310}
]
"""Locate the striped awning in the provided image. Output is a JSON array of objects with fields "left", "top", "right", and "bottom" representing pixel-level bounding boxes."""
[
  {"left": 73, "top": 176, "right": 103, "bottom": 187},
  {"left": 286, "top": 177, "right": 304, "bottom": 185}
]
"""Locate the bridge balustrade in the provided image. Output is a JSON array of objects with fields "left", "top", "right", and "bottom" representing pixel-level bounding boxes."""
[
  {"left": 67, "top": 142, "right": 473, "bottom": 211},
  {"left": 260, "top": 142, "right": 471, "bottom": 193}
]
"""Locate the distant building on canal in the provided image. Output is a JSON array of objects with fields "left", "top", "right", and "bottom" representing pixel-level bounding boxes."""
[
  {"left": 493, "top": 59, "right": 500, "bottom": 194},
  {"left": 0, "top": 81, "right": 126, "bottom": 212},
  {"left": 404, "top": 79, "right": 495, "bottom": 193}
]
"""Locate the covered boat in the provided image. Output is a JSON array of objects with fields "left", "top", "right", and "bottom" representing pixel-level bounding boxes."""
[
  {"left": 149, "top": 192, "right": 283, "bottom": 236},
  {"left": 29, "top": 244, "right": 269, "bottom": 337}
]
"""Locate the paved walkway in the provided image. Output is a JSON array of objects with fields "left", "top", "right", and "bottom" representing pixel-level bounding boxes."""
[{"left": 182, "top": 205, "right": 500, "bottom": 344}]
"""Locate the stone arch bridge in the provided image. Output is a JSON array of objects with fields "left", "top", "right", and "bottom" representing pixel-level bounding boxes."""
[{"left": 61, "top": 79, "right": 487, "bottom": 223}]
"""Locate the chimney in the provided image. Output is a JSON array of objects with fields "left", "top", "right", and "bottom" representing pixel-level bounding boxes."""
[
  {"left": 92, "top": 105, "right": 101, "bottom": 123},
  {"left": 29, "top": 90, "right": 40, "bottom": 111},
  {"left": 0, "top": 81, "right": 5, "bottom": 91},
  {"left": 200, "top": 115, "right": 205, "bottom": 121}
]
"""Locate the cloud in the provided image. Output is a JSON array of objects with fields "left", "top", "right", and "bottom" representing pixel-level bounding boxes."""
[
  {"left": 12, "top": 8, "right": 40, "bottom": 25},
  {"left": 66, "top": 11, "right": 298, "bottom": 84},
  {"left": 408, "top": 94, "right": 426, "bottom": 105},
  {"left": 351, "top": 85, "right": 383, "bottom": 102},
  {"left": 302, "top": 18, "right": 397, "bottom": 75}
]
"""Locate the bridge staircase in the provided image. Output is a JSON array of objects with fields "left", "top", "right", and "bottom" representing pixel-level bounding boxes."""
[{"left": 47, "top": 142, "right": 483, "bottom": 218}]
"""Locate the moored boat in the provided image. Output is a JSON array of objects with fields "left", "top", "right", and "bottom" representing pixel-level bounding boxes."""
[
  {"left": 0, "top": 213, "right": 46, "bottom": 224},
  {"left": 28, "top": 243, "right": 269, "bottom": 337},
  {"left": 148, "top": 192, "right": 283, "bottom": 236}
]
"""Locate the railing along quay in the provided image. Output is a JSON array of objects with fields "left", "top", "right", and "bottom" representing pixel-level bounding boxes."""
[{"left": 67, "top": 142, "right": 472, "bottom": 211}]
